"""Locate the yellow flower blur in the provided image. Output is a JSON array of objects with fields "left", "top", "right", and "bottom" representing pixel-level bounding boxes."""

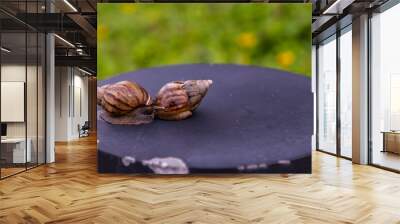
[
  {"left": 120, "top": 4, "right": 136, "bottom": 14},
  {"left": 277, "top": 51, "right": 295, "bottom": 67},
  {"left": 98, "top": 25, "right": 108, "bottom": 41},
  {"left": 237, "top": 32, "right": 257, "bottom": 48},
  {"left": 238, "top": 54, "right": 250, "bottom": 64}
]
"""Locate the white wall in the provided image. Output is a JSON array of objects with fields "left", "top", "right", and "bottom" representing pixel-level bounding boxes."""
[
  {"left": 1, "top": 65, "right": 25, "bottom": 131},
  {"left": 55, "top": 67, "right": 70, "bottom": 141},
  {"left": 1, "top": 82, "right": 25, "bottom": 122},
  {"left": 1, "top": 65, "right": 26, "bottom": 140},
  {"left": 55, "top": 67, "right": 89, "bottom": 141},
  {"left": 72, "top": 73, "right": 89, "bottom": 138}
]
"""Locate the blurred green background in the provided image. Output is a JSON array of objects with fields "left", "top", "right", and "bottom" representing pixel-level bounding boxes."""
[{"left": 98, "top": 4, "right": 311, "bottom": 80}]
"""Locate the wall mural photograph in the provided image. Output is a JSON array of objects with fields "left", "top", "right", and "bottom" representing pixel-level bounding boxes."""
[{"left": 97, "top": 3, "right": 312, "bottom": 174}]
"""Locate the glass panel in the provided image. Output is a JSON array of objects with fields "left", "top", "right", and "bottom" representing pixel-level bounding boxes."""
[
  {"left": 371, "top": 4, "right": 400, "bottom": 171},
  {"left": 27, "top": 30, "right": 38, "bottom": 169},
  {"left": 0, "top": 1, "right": 46, "bottom": 178},
  {"left": 1, "top": 30, "right": 27, "bottom": 177},
  {"left": 26, "top": 0, "right": 39, "bottom": 169},
  {"left": 318, "top": 36, "right": 337, "bottom": 154},
  {"left": 339, "top": 28, "right": 352, "bottom": 158}
]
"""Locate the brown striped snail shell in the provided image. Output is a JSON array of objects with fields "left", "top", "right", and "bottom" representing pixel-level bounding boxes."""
[
  {"left": 101, "top": 80, "right": 151, "bottom": 116},
  {"left": 97, "top": 84, "right": 110, "bottom": 105},
  {"left": 155, "top": 80, "right": 212, "bottom": 120},
  {"left": 98, "top": 81, "right": 154, "bottom": 125}
]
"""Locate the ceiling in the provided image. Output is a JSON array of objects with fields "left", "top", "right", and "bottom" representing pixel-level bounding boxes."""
[
  {"left": 311, "top": 0, "right": 390, "bottom": 43},
  {"left": 0, "top": 0, "right": 97, "bottom": 74}
]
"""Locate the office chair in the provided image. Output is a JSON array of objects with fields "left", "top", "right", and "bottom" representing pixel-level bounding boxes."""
[{"left": 79, "top": 121, "right": 90, "bottom": 138}]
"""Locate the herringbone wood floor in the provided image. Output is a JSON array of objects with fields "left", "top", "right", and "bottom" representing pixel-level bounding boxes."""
[{"left": 1, "top": 135, "right": 400, "bottom": 224}]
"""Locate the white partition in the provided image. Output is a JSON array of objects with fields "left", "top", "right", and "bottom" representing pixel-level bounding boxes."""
[{"left": 1, "top": 82, "right": 25, "bottom": 122}]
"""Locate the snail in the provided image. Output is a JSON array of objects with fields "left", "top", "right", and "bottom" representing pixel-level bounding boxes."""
[
  {"left": 154, "top": 80, "right": 213, "bottom": 120},
  {"left": 97, "top": 84, "right": 110, "bottom": 105},
  {"left": 98, "top": 80, "right": 154, "bottom": 125}
]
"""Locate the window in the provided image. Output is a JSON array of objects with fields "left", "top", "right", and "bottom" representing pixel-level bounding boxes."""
[
  {"left": 339, "top": 27, "right": 352, "bottom": 158},
  {"left": 370, "top": 3, "right": 400, "bottom": 171},
  {"left": 317, "top": 35, "right": 337, "bottom": 154}
]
